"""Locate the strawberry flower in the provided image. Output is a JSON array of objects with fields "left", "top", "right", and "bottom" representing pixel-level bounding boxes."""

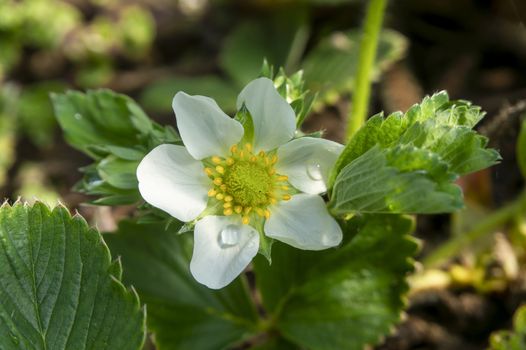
[{"left": 137, "top": 77, "right": 343, "bottom": 289}]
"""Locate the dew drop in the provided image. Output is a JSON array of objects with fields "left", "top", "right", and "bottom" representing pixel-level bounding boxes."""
[
  {"left": 74, "top": 113, "right": 82, "bottom": 120},
  {"left": 307, "top": 161, "right": 323, "bottom": 181},
  {"left": 218, "top": 224, "right": 240, "bottom": 248}
]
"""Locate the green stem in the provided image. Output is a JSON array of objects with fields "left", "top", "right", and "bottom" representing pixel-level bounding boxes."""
[
  {"left": 346, "top": 0, "right": 387, "bottom": 140},
  {"left": 423, "top": 191, "right": 526, "bottom": 268}
]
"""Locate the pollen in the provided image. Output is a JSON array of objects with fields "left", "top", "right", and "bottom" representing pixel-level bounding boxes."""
[{"left": 204, "top": 142, "right": 293, "bottom": 225}]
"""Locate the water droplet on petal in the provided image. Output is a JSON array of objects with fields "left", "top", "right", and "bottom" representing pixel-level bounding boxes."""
[
  {"left": 307, "top": 161, "right": 323, "bottom": 181},
  {"left": 218, "top": 224, "right": 240, "bottom": 248}
]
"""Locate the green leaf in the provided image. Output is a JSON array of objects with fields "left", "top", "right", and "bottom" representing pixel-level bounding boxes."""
[
  {"left": 489, "top": 305, "right": 526, "bottom": 350},
  {"left": 329, "top": 146, "right": 462, "bottom": 214},
  {"left": 51, "top": 89, "right": 153, "bottom": 158},
  {"left": 253, "top": 214, "right": 418, "bottom": 350},
  {"left": 52, "top": 89, "right": 180, "bottom": 205},
  {"left": 517, "top": 117, "right": 526, "bottom": 179},
  {"left": 303, "top": 29, "right": 407, "bottom": 106},
  {"left": 104, "top": 220, "right": 259, "bottom": 350},
  {"left": 97, "top": 156, "right": 139, "bottom": 190},
  {"left": 140, "top": 75, "right": 238, "bottom": 114},
  {"left": 0, "top": 202, "right": 145, "bottom": 349},
  {"left": 327, "top": 92, "right": 500, "bottom": 215}
]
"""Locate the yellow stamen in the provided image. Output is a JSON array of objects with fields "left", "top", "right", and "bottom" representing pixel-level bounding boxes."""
[{"left": 207, "top": 143, "right": 290, "bottom": 219}]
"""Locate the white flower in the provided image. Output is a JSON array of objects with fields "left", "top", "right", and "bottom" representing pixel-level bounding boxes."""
[{"left": 137, "top": 77, "right": 344, "bottom": 289}]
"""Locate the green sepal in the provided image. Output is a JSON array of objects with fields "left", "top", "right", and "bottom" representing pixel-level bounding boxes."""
[
  {"left": 235, "top": 105, "right": 255, "bottom": 145},
  {"left": 251, "top": 216, "right": 274, "bottom": 264}
]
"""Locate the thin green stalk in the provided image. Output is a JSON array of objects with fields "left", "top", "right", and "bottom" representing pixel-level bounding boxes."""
[
  {"left": 423, "top": 191, "right": 526, "bottom": 268},
  {"left": 346, "top": 0, "right": 387, "bottom": 140}
]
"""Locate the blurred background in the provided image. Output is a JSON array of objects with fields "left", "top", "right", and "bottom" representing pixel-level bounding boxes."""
[{"left": 1, "top": 0, "right": 526, "bottom": 348}]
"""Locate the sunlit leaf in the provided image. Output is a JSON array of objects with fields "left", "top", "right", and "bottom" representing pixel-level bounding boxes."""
[
  {"left": 0, "top": 202, "right": 146, "bottom": 349},
  {"left": 328, "top": 92, "right": 500, "bottom": 215},
  {"left": 253, "top": 214, "right": 418, "bottom": 350}
]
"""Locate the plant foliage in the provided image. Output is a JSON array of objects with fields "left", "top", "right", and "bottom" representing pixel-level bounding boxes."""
[{"left": 0, "top": 202, "right": 145, "bottom": 350}]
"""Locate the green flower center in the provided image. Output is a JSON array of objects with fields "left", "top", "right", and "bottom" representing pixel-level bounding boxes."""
[
  {"left": 203, "top": 143, "right": 292, "bottom": 225},
  {"left": 224, "top": 161, "right": 272, "bottom": 207}
]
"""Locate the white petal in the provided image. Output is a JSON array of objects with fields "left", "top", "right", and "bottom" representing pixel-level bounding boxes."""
[
  {"left": 173, "top": 92, "right": 244, "bottom": 159},
  {"left": 265, "top": 194, "right": 342, "bottom": 250},
  {"left": 190, "top": 216, "right": 259, "bottom": 289},
  {"left": 137, "top": 144, "right": 209, "bottom": 222},
  {"left": 275, "top": 137, "right": 343, "bottom": 194},
  {"left": 236, "top": 77, "right": 295, "bottom": 152}
]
